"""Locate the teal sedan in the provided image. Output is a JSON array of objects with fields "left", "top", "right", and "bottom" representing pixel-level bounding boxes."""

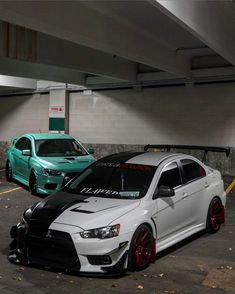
[{"left": 5, "top": 133, "right": 96, "bottom": 195}]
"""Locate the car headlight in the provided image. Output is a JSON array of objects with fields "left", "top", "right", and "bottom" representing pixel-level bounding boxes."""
[
  {"left": 23, "top": 201, "right": 40, "bottom": 220},
  {"left": 42, "top": 168, "right": 62, "bottom": 176},
  {"left": 80, "top": 224, "right": 120, "bottom": 239}
]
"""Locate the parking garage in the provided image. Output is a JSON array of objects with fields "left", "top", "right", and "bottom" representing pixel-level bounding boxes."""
[{"left": 0, "top": 1, "right": 235, "bottom": 293}]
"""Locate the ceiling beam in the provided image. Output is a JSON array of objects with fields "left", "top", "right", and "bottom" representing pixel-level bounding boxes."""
[
  {"left": 150, "top": 0, "right": 235, "bottom": 66},
  {"left": 0, "top": 75, "right": 36, "bottom": 89},
  {"left": 0, "top": 1, "right": 190, "bottom": 78},
  {"left": 85, "top": 66, "right": 235, "bottom": 89},
  {"left": 37, "top": 33, "right": 136, "bottom": 82},
  {"left": 0, "top": 57, "right": 85, "bottom": 85}
]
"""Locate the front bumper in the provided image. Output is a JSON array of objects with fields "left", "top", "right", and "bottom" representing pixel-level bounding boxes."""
[
  {"left": 9, "top": 222, "right": 130, "bottom": 276},
  {"left": 36, "top": 172, "right": 79, "bottom": 195}
]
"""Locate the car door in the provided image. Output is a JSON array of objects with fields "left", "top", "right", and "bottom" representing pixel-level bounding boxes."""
[
  {"left": 153, "top": 161, "right": 191, "bottom": 242},
  {"left": 179, "top": 158, "right": 207, "bottom": 226},
  {"left": 12, "top": 137, "right": 31, "bottom": 179},
  {"left": 12, "top": 137, "right": 27, "bottom": 176},
  {"left": 20, "top": 137, "right": 32, "bottom": 180}
]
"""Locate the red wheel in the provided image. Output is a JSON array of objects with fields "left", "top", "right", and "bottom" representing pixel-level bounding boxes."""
[
  {"left": 206, "top": 197, "right": 224, "bottom": 233},
  {"left": 128, "top": 224, "right": 155, "bottom": 271}
]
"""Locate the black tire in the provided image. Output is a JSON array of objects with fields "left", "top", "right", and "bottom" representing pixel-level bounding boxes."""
[
  {"left": 5, "top": 161, "right": 13, "bottom": 182},
  {"left": 29, "top": 172, "right": 37, "bottom": 195},
  {"left": 128, "top": 224, "right": 155, "bottom": 271},
  {"left": 206, "top": 197, "right": 224, "bottom": 233}
]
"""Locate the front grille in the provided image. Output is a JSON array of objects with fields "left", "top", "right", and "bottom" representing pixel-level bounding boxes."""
[
  {"left": 87, "top": 255, "right": 112, "bottom": 265},
  {"left": 27, "top": 230, "right": 80, "bottom": 270},
  {"left": 44, "top": 183, "right": 58, "bottom": 190}
]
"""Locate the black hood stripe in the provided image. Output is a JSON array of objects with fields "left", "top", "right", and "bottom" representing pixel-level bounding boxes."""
[{"left": 27, "top": 191, "right": 91, "bottom": 235}]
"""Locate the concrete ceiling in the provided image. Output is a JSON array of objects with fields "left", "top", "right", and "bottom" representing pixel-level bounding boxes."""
[{"left": 0, "top": 0, "right": 234, "bottom": 93}]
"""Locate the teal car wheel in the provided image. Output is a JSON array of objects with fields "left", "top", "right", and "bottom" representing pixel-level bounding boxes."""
[
  {"left": 5, "top": 161, "right": 13, "bottom": 182},
  {"left": 29, "top": 172, "right": 37, "bottom": 195}
]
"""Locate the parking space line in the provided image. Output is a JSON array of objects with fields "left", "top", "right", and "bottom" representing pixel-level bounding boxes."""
[
  {"left": 225, "top": 179, "right": 235, "bottom": 196},
  {"left": 0, "top": 187, "right": 22, "bottom": 196}
]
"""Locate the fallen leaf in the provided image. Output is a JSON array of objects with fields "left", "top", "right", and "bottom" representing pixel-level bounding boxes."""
[
  {"left": 211, "top": 285, "right": 216, "bottom": 289},
  {"left": 19, "top": 267, "right": 25, "bottom": 271},
  {"left": 229, "top": 248, "right": 233, "bottom": 251},
  {"left": 158, "top": 273, "right": 164, "bottom": 278},
  {"left": 111, "top": 284, "right": 117, "bottom": 288},
  {"left": 5, "top": 205, "right": 10, "bottom": 209},
  {"left": 13, "top": 277, "right": 22, "bottom": 281},
  {"left": 55, "top": 275, "right": 60, "bottom": 279},
  {"left": 0, "top": 276, "right": 2, "bottom": 279},
  {"left": 69, "top": 280, "right": 74, "bottom": 283},
  {"left": 226, "top": 266, "right": 233, "bottom": 270},
  {"left": 142, "top": 274, "right": 148, "bottom": 277},
  {"left": 137, "top": 285, "right": 144, "bottom": 290}
]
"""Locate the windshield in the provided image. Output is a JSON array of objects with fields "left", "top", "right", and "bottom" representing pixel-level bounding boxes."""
[
  {"left": 64, "top": 162, "right": 156, "bottom": 199},
  {"left": 35, "top": 139, "right": 87, "bottom": 157}
]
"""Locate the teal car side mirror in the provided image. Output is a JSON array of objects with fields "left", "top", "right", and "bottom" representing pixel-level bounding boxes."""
[
  {"left": 87, "top": 148, "right": 95, "bottom": 155},
  {"left": 22, "top": 149, "right": 31, "bottom": 156}
]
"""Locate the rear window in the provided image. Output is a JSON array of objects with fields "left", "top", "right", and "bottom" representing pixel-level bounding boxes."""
[{"left": 181, "top": 159, "right": 206, "bottom": 182}]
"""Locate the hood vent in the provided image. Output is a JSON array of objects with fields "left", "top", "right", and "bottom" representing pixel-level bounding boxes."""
[{"left": 71, "top": 209, "right": 94, "bottom": 214}]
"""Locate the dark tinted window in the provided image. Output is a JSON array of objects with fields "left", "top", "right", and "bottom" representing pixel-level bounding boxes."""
[
  {"left": 15, "top": 137, "right": 29, "bottom": 151},
  {"left": 25, "top": 138, "right": 31, "bottom": 150},
  {"left": 157, "top": 162, "right": 181, "bottom": 189},
  {"left": 35, "top": 139, "right": 87, "bottom": 157},
  {"left": 65, "top": 162, "right": 157, "bottom": 199},
  {"left": 181, "top": 159, "right": 206, "bottom": 182}
]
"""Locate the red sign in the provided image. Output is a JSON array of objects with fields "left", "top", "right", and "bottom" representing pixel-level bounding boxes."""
[{"left": 50, "top": 106, "right": 64, "bottom": 113}]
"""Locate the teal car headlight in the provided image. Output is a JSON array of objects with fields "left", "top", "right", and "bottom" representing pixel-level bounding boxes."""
[
  {"left": 42, "top": 168, "right": 62, "bottom": 176},
  {"left": 80, "top": 224, "right": 120, "bottom": 239}
]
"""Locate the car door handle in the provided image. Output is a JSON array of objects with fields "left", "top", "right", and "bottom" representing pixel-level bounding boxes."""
[
  {"left": 182, "top": 192, "right": 188, "bottom": 199},
  {"left": 204, "top": 182, "right": 210, "bottom": 188}
]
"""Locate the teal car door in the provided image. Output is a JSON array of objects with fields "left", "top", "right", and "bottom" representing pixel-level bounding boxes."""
[
  {"left": 20, "top": 137, "right": 32, "bottom": 180},
  {"left": 13, "top": 137, "right": 31, "bottom": 180},
  {"left": 12, "top": 137, "right": 26, "bottom": 176}
]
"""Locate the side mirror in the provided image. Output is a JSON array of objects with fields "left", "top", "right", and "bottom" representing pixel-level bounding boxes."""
[
  {"left": 87, "top": 148, "right": 95, "bottom": 155},
  {"left": 22, "top": 149, "right": 31, "bottom": 156},
  {"left": 153, "top": 185, "right": 175, "bottom": 199}
]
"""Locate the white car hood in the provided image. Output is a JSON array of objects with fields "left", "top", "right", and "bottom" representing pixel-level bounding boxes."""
[{"left": 53, "top": 196, "right": 140, "bottom": 230}]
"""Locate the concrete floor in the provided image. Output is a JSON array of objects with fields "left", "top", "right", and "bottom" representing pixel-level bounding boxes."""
[{"left": 0, "top": 172, "right": 235, "bottom": 294}]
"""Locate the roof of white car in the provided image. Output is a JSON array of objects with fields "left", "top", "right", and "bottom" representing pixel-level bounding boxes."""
[{"left": 99, "top": 151, "right": 181, "bottom": 166}]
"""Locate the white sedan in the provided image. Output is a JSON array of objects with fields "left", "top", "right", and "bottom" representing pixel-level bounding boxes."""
[{"left": 9, "top": 151, "right": 226, "bottom": 275}]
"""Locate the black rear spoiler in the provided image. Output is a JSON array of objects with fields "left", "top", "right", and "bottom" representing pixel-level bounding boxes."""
[{"left": 144, "top": 144, "right": 230, "bottom": 162}]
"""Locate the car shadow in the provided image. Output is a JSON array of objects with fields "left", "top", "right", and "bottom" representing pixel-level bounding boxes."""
[{"left": 155, "top": 230, "right": 206, "bottom": 261}]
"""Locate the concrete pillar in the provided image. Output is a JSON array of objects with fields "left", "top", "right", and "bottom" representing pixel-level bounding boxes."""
[{"left": 49, "top": 87, "right": 69, "bottom": 133}]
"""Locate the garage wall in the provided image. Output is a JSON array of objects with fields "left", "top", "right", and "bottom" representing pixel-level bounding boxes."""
[
  {"left": 69, "top": 83, "right": 235, "bottom": 175},
  {"left": 0, "top": 93, "right": 49, "bottom": 141},
  {"left": 0, "top": 93, "right": 49, "bottom": 167},
  {"left": 69, "top": 83, "right": 235, "bottom": 146},
  {"left": 0, "top": 83, "right": 235, "bottom": 174}
]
